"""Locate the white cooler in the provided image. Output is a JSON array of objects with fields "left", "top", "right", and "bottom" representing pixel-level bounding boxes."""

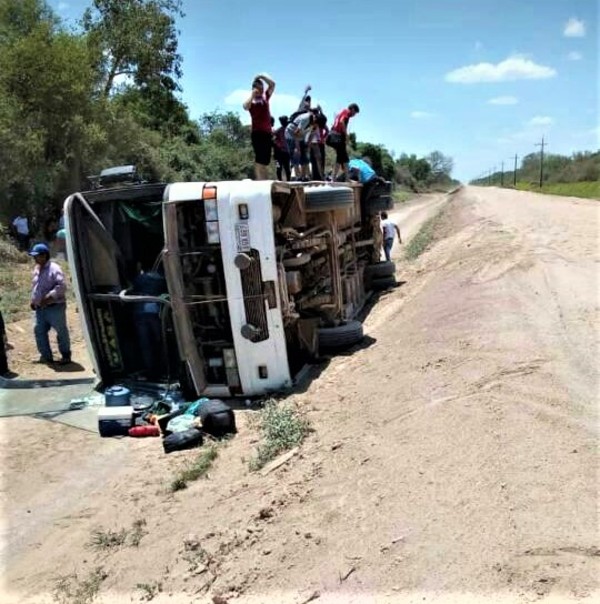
[{"left": 98, "top": 406, "right": 134, "bottom": 437}]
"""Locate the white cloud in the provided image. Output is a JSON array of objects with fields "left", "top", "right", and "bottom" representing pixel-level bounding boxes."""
[
  {"left": 567, "top": 51, "right": 583, "bottom": 61},
  {"left": 445, "top": 55, "right": 556, "bottom": 83},
  {"left": 564, "top": 17, "right": 585, "bottom": 37},
  {"left": 58, "top": 1, "right": 69, "bottom": 10},
  {"left": 488, "top": 96, "right": 519, "bottom": 105},
  {"left": 527, "top": 116, "right": 554, "bottom": 127},
  {"left": 410, "top": 111, "right": 435, "bottom": 119},
  {"left": 224, "top": 89, "right": 250, "bottom": 106}
]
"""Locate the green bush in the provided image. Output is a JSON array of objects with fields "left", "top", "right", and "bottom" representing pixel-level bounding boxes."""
[{"left": 249, "top": 401, "right": 310, "bottom": 471}]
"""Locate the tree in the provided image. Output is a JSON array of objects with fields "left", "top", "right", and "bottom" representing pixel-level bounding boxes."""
[
  {"left": 195, "top": 112, "right": 253, "bottom": 181},
  {"left": 113, "top": 83, "right": 195, "bottom": 139},
  {"left": 397, "top": 153, "right": 432, "bottom": 183},
  {"left": 0, "top": 0, "right": 57, "bottom": 43},
  {"left": 354, "top": 142, "right": 395, "bottom": 180},
  {"left": 0, "top": 2, "right": 99, "bottom": 211},
  {"left": 82, "top": 0, "right": 184, "bottom": 97},
  {"left": 348, "top": 132, "right": 357, "bottom": 152},
  {"left": 427, "top": 150, "right": 453, "bottom": 181}
]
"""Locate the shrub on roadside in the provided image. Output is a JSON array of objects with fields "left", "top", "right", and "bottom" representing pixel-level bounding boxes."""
[{"left": 249, "top": 400, "right": 310, "bottom": 471}]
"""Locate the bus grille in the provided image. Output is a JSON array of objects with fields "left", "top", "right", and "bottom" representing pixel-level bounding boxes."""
[{"left": 239, "top": 250, "right": 269, "bottom": 342}]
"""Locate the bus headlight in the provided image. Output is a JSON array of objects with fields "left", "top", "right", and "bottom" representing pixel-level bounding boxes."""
[
  {"left": 223, "top": 349, "right": 237, "bottom": 368},
  {"left": 205, "top": 221, "right": 220, "bottom": 244},
  {"left": 204, "top": 199, "right": 218, "bottom": 221}
]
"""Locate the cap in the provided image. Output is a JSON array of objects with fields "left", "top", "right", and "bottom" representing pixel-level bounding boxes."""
[{"left": 29, "top": 243, "right": 50, "bottom": 256}]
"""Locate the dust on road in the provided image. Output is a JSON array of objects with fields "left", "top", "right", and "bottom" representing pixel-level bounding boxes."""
[{"left": 1, "top": 187, "right": 598, "bottom": 604}]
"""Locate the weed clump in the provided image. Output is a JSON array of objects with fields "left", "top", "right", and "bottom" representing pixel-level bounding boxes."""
[
  {"left": 249, "top": 400, "right": 310, "bottom": 471},
  {"left": 170, "top": 446, "right": 218, "bottom": 491}
]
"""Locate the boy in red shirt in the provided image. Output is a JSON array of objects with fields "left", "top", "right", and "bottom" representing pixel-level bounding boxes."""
[
  {"left": 243, "top": 74, "right": 276, "bottom": 180},
  {"left": 329, "top": 103, "right": 360, "bottom": 180}
]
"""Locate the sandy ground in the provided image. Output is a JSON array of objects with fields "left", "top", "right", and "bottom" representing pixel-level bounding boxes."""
[
  {"left": 4, "top": 308, "right": 94, "bottom": 380},
  {"left": 0, "top": 187, "right": 598, "bottom": 604}
]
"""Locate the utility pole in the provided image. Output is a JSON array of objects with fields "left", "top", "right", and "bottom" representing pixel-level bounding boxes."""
[
  {"left": 513, "top": 153, "right": 518, "bottom": 187},
  {"left": 535, "top": 137, "right": 547, "bottom": 189},
  {"left": 501, "top": 161, "right": 504, "bottom": 187}
]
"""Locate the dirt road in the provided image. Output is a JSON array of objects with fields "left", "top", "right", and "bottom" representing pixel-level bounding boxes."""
[{"left": 1, "top": 187, "right": 598, "bottom": 604}]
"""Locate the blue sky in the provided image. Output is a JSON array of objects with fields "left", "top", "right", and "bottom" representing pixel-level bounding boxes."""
[{"left": 52, "top": 0, "right": 598, "bottom": 182}]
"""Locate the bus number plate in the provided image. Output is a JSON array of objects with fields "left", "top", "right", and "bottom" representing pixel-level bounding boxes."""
[{"left": 235, "top": 223, "right": 251, "bottom": 252}]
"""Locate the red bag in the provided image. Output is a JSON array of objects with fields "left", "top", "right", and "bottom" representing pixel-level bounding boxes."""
[{"left": 128, "top": 425, "right": 160, "bottom": 437}]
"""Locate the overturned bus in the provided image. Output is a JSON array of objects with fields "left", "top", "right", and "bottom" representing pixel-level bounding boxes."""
[{"left": 65, "top": 167, "right": 396, "bottom": 398}]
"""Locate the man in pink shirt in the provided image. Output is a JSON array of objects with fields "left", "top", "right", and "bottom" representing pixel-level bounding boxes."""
[
  {"left": 29, "top": 243, "right": 72, "bottom": 365},
  {"left": 243, "top": 74, "right": 276, "bottom": 180}
]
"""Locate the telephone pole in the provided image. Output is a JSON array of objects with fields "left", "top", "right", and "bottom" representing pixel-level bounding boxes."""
[
  {"left": 535, "top": 137, "right": 547, "bottom": 189},
  {"left": 500, "top": 161, "right": 504, "bottom": 187},
  {"left": 513, "top": 153, "right": 518, "bottom": 187}
]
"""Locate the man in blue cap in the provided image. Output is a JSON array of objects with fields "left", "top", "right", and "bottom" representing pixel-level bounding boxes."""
[{"left": 29, "top": 243, "right": 72, "bottom": 365}]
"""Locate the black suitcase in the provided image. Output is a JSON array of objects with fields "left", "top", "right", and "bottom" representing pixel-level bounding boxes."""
[
  {"left": 199, "top": 400, "right": 237, "bottom": 438},
  {"left": 162, "top": 427, "right": 203, "bottom": 454}
]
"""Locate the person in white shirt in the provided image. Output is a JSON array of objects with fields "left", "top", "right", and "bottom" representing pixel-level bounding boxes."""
[
  {"left": 381, "top": 211, "right": 402, "bottom": 262},
  {"left": 12, "top": 215, "right": 30, "bottom": 251}
]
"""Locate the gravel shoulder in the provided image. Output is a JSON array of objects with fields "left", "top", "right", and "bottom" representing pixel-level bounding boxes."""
[{"left": 1, "top": 187, "right": 597, "bottom": 604}]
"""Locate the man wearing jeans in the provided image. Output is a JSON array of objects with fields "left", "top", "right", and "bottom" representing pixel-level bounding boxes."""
[
  {"left": 130, "top": 265, "right": 167, "bottom": 379},
  {"left": 29, "top": 243, "right": 72, "bottom": 365},
  {"left": 380, "top": 211, "right": 402, "bottom": 262}
]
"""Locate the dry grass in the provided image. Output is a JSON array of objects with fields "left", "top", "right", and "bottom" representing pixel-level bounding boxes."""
[
  {"left": 516, "top": 181, "right": 599, "bottom": 200},
  {"left": 170, "top": 446, "right": 218, "bottom": 492},
  {"left": 404, "top": 208, "right": 446, "bottom": 260},
  {"left": 52, "top": 567, "right": 107, "bottom": 604}
]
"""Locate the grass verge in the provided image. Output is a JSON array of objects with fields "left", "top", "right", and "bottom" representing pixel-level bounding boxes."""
[
  {"left": 404, "top": 208, "right": 446, "bottom": 260},
  {"left": 170, "top": 446, "right": 218, "bottom": 492},
  {"left": 393, "top": 189, "right": 412, "bottom": 203},
  {"left": 515, "top": 181, "right": 599, "bottom": 200},
  {"left": 53, "top": 566, "right": 107, "bottom": 604},
  {"left": 136, "top": 581, "right": 163, "bottom": 601},
  {"left": 89, "top": 518, "right": 148, "bottom": 550},
  {"left": 89, "top": 528, "right": 128, "bottom": 550},
  {"left": 249, "top": 400, "right": 310, "bottom": 471}
]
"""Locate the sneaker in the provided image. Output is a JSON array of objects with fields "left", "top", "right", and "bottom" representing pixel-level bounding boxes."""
[{"left": 58, "top": 356, "right": 72, "bottom": 365}]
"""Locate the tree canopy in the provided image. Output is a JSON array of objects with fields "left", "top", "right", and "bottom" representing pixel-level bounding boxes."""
[{"left": 0, "top": 0, "right": 456, "bottom": 230}]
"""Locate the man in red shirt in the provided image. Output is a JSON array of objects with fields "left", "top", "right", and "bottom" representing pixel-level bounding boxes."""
[
  {"left": 329, "top": 103, "right": 360, "bottom": 181},
  {"left": 243, "top": 74, "right": 276, "bottom": 180}
]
